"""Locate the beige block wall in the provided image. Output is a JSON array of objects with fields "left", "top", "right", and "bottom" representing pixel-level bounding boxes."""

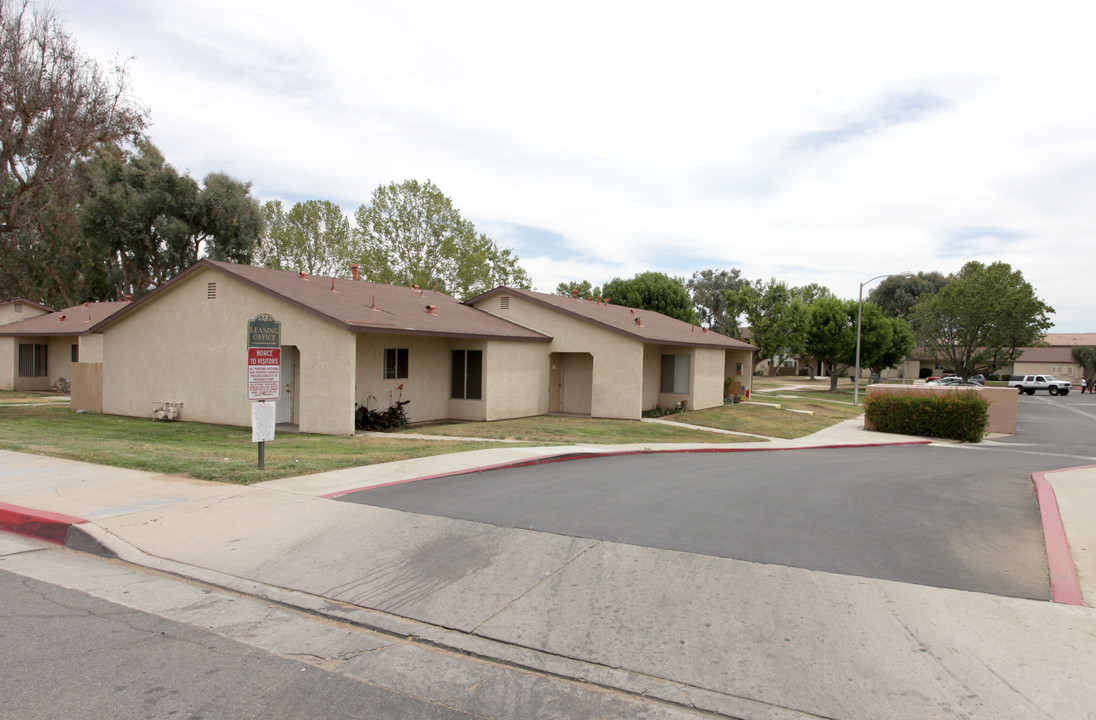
[
  {"left": 103, "top": 268, "right": 356, "bottom": 435},
  {"left": 79, "top": 334, "right": 105, "bottom": 363},
  {"left": 864, "top": 384, "right": 1018, "bottom": 435},
  {"left": 472, "top": 294, "right": 645, "bottom": 419}
]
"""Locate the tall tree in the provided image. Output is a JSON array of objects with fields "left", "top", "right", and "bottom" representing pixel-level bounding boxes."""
[
  {"left": 1, "top": 0, "right": 147, "bottom": 236},
  {"left": 1070, "top": 346, "right": 1096, "bottom": 390},
  {"left": 687, "top": 268, "right": 746, "bottom": 336},
  {"left": 78, "top": 141, "right": 263, "bottom": 299},
  {"left": 867, "top": 271, "right": 948, "bottom": 320},
  {"left": 257, "top": 199, "right": 353, "bottom": 277},
  {"left": 867, "top": 315, "right": 916, "bottom": 378},
  {"left": 602, "top": 272, "right": 697, "bottom": 323},
  {"left": 554, "top": 280, "right": 602, "bottom": 298},
  {"left": 727, "top": 278, "right": 808, "bottom": 375},
  {"left": 353, "top": 179, "right": 530, "bottom": 299},
  {"left": 911, "top": 261, "right": 1053, "bottom": 379}
]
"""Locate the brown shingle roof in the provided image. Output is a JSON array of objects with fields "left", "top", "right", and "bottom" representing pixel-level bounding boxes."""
[
  {"left": 91, "top": 260, "right": 551, "bottom": 342},
  {"left": 468, "top": 287, "right": 756, "bottom": 351},
  {"left": 0, "top": 301, "right": 129, "bottom": 336}
]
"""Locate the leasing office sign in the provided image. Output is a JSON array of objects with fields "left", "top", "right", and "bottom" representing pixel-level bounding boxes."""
[{"left": 247, "top": 314, "right": 281, "bottom": 402}]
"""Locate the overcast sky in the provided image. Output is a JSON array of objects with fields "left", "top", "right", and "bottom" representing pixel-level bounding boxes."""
[{"left": 48, "top": 0, "right": 1096, "bottom": 331}]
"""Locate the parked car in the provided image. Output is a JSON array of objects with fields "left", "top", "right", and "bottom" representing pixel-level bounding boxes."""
[
  {"left": 967, "top": 374, "right": 986, "bottom": 385},
  {"left": 1008, "top": 374, "right": 1071, "bottom": 395},
  {"left": 926, "top": 376, "right": 964, "bottom": 386}
]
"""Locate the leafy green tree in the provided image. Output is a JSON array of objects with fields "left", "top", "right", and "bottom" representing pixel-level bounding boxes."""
[
  {"left": 911, "top": 261, "right": 1053, "bottom": 379},
  {"left": 805, "top": 297, "right": 858, "bottom": 392},
  {"left": 78, "top": 140, "right": 263, "bottom": 299},
  {"left": 727, "top": 278, "right": 808, "bottom": 375},
  {"left": 687, "top": 268, "right": 746, "bottom": 336},
  {"left": 554, "top": 280, "right": 602, "bottom": 298},
  {"left": 804, "top": 298, "right": 906, "bottom": 391},
  {"left": 353, "top": 179, "right": 530, "bottom": 299},
  {"left": 602, "top": 272, "right": 697, "bottom": 323},
  {"left": 867, "top": 271, "right": 948, "bottom": 320},
  {"left": 868, "top": 316, "right": 916, "bottom": 378},
  {"left": 1, "top": 0, "right": 147, "bottom": 236},
  {"left": 257, "top": 199, "right": 353, "bottom": 277},
  {"left": 1071, "top": 346, "right": 1096, "bottom": 390}
]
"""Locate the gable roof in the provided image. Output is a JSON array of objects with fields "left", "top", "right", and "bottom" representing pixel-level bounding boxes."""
[
  {"left": 468, "top": 287, "right": 756, "bottom": 351},
  {"left": 0, "top": 301, "right": 130, "bottom": 336},
  {"left": 90, "top": 260, "right": 551, "bottom": 342},
  {"left": 1, "top": 298, "right": 54, "bottom": 315}
]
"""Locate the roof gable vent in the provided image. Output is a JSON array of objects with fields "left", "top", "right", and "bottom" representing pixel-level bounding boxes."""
[{"left": 500, "top": 296, "right": 510, "bottom": 310}]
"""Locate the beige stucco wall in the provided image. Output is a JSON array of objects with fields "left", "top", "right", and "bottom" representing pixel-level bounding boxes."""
[
  {"left": 863, "top": 384, "right": 1018, "bottom": 435},
  {"left": 1, "top": 335, "right": 74, "bottom": 391},
  {"left": 483, "top": 340, "right": 549, "bottom": 420},
  {"left": 472, "top": 294, "right": 645, "bottom": 419},
  {"left": 79, "top": 334, "right": 105, "bottom": 363},
  {"left": 0, "top": 336, "right": 14, "bottom": 390},
  {"left": 354, "top": 334, "right": 544, "bottom": 423},
  {"left": 356, "top": 333, "right": 453, "bottom": 423},
  {"left": 102, "top": 268, "right": 356, "bottom": 435},
  {"left": 0, "top": 302, "right": 50, "bottom": 326},
  {"left": 1012, "top": 362, "right": 1082, "bottom": 379}
]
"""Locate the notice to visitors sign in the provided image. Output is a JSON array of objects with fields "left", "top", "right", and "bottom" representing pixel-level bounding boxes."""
[{"left": 247, "top": 347, "right": 281, "bottom": 401}]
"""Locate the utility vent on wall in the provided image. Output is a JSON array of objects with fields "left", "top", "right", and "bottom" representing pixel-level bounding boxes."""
[
  {"left": 207, "top": 282, "right": 217, "bottom": 299},
  {"left": 500, "top": 296, "right": 510, "bottom": 310}
]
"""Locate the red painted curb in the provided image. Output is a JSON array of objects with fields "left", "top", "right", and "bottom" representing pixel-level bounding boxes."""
[
  {"left": 0, "top": 502, "right": 87, "bottom": 545},
  {"left": 322, "top": 441, "right": 932, "bottom": 498},
  {"left": 1031, "top": 471, "right": 1085, "bottom": 605}
]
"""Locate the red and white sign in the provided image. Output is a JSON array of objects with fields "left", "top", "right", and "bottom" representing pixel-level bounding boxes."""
[{"left": 247, "top": 347, "right": 281, "bottom": 401}]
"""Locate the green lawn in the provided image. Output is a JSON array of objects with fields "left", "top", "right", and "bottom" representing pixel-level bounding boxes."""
[{"left": 0, "top": 382, "right": 863, "bottom": 483}]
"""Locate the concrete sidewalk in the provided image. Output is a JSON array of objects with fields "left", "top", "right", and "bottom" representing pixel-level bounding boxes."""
[{"left": 2, "top": 420, "right": 1096, "bottom": 720}]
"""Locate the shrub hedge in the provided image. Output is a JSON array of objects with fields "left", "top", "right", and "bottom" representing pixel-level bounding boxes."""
[{"left": 863, "top": 391, "right": 989, "bottom": 443}]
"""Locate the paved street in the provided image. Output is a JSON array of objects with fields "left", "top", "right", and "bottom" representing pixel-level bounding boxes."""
[{"left": 2, "top": 396, "right": 1096, "bottom": 719}]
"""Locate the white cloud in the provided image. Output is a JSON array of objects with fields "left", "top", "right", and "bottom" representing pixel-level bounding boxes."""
[{"left": 50, "top": 0, "right": 1096, "bottom": 330}]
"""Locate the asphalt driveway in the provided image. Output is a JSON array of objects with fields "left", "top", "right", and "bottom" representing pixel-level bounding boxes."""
[{"left": 340, "top": 393, "right": 1096, "bottom": 601}]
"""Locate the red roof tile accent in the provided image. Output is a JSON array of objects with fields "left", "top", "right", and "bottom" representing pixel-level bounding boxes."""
[{"left": 468, "top": 287, "right": 756, "bottom": 351}]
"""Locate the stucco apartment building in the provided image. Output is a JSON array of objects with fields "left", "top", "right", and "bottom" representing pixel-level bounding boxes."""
[
  {"left": 66, "top": 260, "right": 755, "bottom": 435},
  {"left": 0, "top": 298, "right": 128, "bottom": 398}
]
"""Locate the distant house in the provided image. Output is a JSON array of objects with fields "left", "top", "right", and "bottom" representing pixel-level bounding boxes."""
[
  {"left": 467, "top": 287, "right": 756, "bottom": 417},
  {"left": 912, "top": 333, "right": 1096, "bottom": 379},
  {"left": 0, "top": 301, "right": 129, "bottom": 400},
  {"left": 0, "top": 298, "right": 53, "bottom": 326}
]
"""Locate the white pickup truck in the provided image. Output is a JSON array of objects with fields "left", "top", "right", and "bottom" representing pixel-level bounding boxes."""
[{"left": 1008, "top": 374, "right": 1072, "bottom": 395}]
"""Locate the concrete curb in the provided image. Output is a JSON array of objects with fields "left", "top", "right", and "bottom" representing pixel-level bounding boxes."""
[
  {"left": 0, "top": 502, "right": 86, "bottom": 545},
  {"left": 1031, "top": 470, "right": 1085, "bottom": 605},
  {"left": 321, "top": 440, "right": 933, "bottom": 498}
]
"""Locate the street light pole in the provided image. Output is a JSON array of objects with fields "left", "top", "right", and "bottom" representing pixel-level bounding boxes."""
[{"left": 854, "top": 272, "right": 911, "bottom": 406}]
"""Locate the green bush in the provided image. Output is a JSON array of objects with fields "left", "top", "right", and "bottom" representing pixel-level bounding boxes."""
[
  {"left": 919, "top": 367, "right": 933, "bottom": 379},
  {"left": 864, "top": 391, "right": 989, "bottom": 443}
]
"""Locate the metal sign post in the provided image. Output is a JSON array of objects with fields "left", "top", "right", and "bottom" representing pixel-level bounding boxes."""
[{"left": 247, "top": 314, "right": 281, "bottom": 469}]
